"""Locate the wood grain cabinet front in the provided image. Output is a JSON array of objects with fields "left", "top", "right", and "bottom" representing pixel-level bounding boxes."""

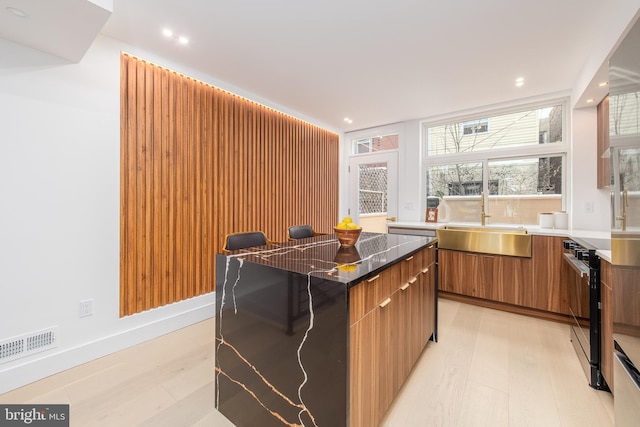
[
  {"left": 349, "top": 267, "right": 395, "bottom": 325},
  {"left": 597, "top": 96, "right": 610, "bottom": 189},
  {"left": 349, "top": 244, "right": 436, "bottom": 427},
  {"left": 531, "top": 235, "right": 571, "bottom": 315},
  {"left": 440, "top": 235, "right": 576, "bottom": 318}
]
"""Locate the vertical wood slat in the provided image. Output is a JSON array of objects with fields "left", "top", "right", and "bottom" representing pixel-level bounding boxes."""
[
  {"left": 136, "top": 59, "right": 147, "bottom": 314},
  {"left": 120, "top": 53, "right": 339, "bottom": 316}
]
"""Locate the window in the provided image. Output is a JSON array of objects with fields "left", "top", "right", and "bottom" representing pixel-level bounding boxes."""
[
  {"left": 426, "top": 162, "right": 484, "bottom": 197},
  {"left": 352, "top": 133, "right": 399, "bottom": 154},
  {"left": 487, "top": 157, "right": 563, "bottom": 224},
  {"left": 423, "top": 101, "right": 567, "bottom": 225},
  {"left": 425, "top": 105, "right": 563, "bottom": 156},
  {"left": 358, "top": 163, "right": 388, "bottom": 214},
  {"left": 462, "top": 119, "right": 489, "bottom": 135}
]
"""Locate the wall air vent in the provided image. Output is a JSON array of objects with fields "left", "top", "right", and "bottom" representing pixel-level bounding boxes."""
[{"left": 0, "top": 327, "right": 58, "bottom": 364}]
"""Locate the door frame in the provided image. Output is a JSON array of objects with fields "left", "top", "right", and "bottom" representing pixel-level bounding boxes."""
[{"left": 348, "top": 151, "right": 399, "bottom": 231}]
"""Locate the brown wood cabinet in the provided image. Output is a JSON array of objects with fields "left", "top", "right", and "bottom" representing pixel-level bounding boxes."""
[
  {"left": 600, "top": 259, "right": 613, "bottom": 390},
  {"left": 439, "top": 235, "right": 592, "bottom": 319},
  {"left": 439, "top": 250, "right": 481, "bottom": 296},
  {"left": 492, "top": 254, "right": 533, "bottom": 306},
  {"left": 597, "top": 96, "right": 610, "bottom": 189},
  {"left": 531, "top": 235, "right": 572, "bottom": 315},
  {"left": 439, "top": 249, "right": 532, "bottom": 307},
  {"left": 349, "top": 306, "right": 380, "bottom": 426},
  {"left": 349, "top": 244, "right": 436, "bottom": 427}
]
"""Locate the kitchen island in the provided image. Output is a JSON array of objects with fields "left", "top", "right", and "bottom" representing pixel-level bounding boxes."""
[{"left": 215, "top": 232, "right": 437, "bottom": 427}]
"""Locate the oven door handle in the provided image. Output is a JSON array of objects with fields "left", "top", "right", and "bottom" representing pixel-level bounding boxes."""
[{"left": 563, "top": 253, "right": 590, "bottom": 278}]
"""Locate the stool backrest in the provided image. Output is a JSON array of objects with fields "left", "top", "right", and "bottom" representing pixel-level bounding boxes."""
[
  {"left": 224, "top": 231, "right": 268, "bottom": 251},
  {"left": 288, "top": 225, "right": 314, "bottom": 239}
]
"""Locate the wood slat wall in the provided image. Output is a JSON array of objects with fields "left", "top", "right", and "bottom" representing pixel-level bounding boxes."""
[{"left": 120, "top": 53, "right": 339, "bottom": 317}]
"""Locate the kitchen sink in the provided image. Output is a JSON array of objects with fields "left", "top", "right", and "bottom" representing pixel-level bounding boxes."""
[
  {"left": 612, "top": 231, "right": 640, "bottom": 267},
  {"left": 436, "top": 225, "right": 532, "bottom": 257}
]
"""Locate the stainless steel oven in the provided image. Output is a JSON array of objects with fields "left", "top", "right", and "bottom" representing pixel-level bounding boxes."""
[{"left": 563, "top": 239, "right": 606, "bottom": 389}]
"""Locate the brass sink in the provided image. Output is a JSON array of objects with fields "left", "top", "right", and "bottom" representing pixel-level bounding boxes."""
[
  {"left": 612, "top": 231, "right": 640, "bottom": 267},
  {"left": 436, "top": 225, "right": 532, "bottom": 257}
]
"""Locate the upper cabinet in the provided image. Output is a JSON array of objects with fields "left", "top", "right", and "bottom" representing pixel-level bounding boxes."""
[
  {"left": 597, "top": 96, "right": 611, "bottom": 188},
  {"left": 609, "top": 18, "right": 640, "bottom": 234}
]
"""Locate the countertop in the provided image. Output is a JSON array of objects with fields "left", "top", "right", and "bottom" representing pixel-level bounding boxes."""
[
  {"left": 388, "top": 221, "right": 612, "bottom": 263},
  {"left": 221, "top": 232, "right": 436, "bottom": 286}
]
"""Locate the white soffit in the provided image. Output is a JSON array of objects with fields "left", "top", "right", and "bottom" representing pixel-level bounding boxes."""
[{"left": 0, "top": 0, "right": 112, "bottom": 62}]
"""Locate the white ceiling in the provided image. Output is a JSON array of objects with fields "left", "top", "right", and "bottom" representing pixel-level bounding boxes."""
[
  {"left": 0, "top": 0, "right": 623, "bottom": 131},
  {"left": 0, "top": 0, "right": 111, "bottom": 62}
]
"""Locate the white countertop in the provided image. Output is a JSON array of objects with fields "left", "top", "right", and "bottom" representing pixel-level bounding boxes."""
[{"left": 388, "top": 221, "right": 613, "bottom": 263}]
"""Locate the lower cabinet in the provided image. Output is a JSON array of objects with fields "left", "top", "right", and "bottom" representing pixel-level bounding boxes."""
[
  {"left": 350, "top": 305, "right": 382, "bottom": 427},
  {"left": 440, "top": 235, "right": 581, "bottom": 316},
  {"left": 439, "top": 249, "right": 480, "bottom": 296},
  {"left": 349, "top": 244, "right": 436, "bottom": 427},
  {"left": 531, "top": 235, "right": 572, "bottom": 315},
  {"left": 439, "top": 249, "right": 532, "bottom": 307}
]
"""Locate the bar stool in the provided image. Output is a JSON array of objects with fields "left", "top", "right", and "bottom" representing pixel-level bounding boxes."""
[
  {"left": 288, "top": 225, "right": 324, "bottom": 240},
  {"left": 222, "top": 231, "right": 273, "bottom": 252}
]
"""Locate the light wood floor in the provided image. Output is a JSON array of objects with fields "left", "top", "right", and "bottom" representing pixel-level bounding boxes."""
[{"left": 0, "top": 299, "right": 614, "bottom": 426}]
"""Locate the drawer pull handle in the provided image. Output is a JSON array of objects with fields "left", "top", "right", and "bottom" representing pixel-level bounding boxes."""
[
  {"left": 405, "top": 256, "right": 414, "bottom": 261},
  {"left": 367, "top": 274, "right": 380, "bottom": 283},
  {"left": 409, "top": 277, "right": 417, "bottom": 284},
  {"left": 421, "top": 268, "right": 429, "bottom": 274},
  {"left": 400, "top": 283, "right": 410, "bottom": 291},
  {"left": 379, "top": 298, "right": 392, "bottom": 308}
]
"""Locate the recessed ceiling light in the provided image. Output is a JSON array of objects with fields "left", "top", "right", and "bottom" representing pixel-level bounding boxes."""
[
  {"left": 162, "top": 29, "right": 189, "bottom": 46},
  {"left": 598, "top": 82, "right": 608, "bottom": 87},
  {"left": 515, "top": 77, "right": 524, "bottom": 87},
  {"left": 344, "top": 117, "right": 353, "bottom": 124},
  {"left": 6, "top": 6, "right": 29, "bottom": 18},
  {"left": 586, "top": 98, "right": 595, "bottom": 103}
]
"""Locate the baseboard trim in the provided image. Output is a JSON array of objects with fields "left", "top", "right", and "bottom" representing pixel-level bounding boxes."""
[{"left": 0, "top": 295, "right": 215, "bottom": 395}]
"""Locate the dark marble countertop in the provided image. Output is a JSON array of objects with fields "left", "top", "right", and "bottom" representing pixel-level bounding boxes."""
[{"left": 221, "top": 232, "right": 436, "bottom": 286}]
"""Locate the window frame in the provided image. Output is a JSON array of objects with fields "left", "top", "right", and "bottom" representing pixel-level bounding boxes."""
[
  {"left": 351, "top": 133, "right": 400, "bottom": 155},
  {"left": 421, "top": 98, "right": 570, "bottom": 222}
]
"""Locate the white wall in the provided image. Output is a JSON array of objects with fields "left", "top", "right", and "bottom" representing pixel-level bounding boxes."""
[
  {"left": 571, "top": 108, "right": 611, "bottom": 230},
  {"left": 400, "top": 120, "right": 423, "bottom": 221},
  {"left": 0, "top": 35, "right": 338, "bottom": 394}
]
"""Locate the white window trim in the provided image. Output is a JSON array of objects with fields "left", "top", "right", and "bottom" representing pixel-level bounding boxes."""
[{"left": 346, "top": 122, "right": 403, "bottom": 158}]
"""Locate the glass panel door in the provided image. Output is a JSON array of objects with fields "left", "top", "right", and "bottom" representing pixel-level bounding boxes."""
[{"left": 349, "top": 152, "right": 398, "bottom": 233}]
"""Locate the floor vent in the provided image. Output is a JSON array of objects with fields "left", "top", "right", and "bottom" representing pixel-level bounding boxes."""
[{"left": 0, "top": 327, "right": 58, "bottom": 364}]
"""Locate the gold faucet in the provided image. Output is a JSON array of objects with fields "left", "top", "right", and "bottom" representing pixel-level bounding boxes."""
[
  {"left": 480, "top": 191, "right": 491, "bottom": 226},
  {"left": 616, "top": 189, "right": 629, "bottom": 231}
]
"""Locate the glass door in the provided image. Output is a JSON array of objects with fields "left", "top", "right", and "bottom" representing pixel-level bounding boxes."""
[{"left": 348, "top": 152, "right": 398, "bottom": 233}]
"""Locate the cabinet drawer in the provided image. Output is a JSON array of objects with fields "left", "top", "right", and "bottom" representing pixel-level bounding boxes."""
[
  {"left": 423, "top": 244, "right": 436, "bottom": 267},
  {"left": 350, "top": 265, "right": 398, "bottom": 325},
  {"left": 400, "top": 252, "right": 422, "bottom": 286}
]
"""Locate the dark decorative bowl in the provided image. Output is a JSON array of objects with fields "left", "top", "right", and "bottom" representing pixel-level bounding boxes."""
[{"left": 334, "top": 227, "right": 362, "bottom": 248}]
